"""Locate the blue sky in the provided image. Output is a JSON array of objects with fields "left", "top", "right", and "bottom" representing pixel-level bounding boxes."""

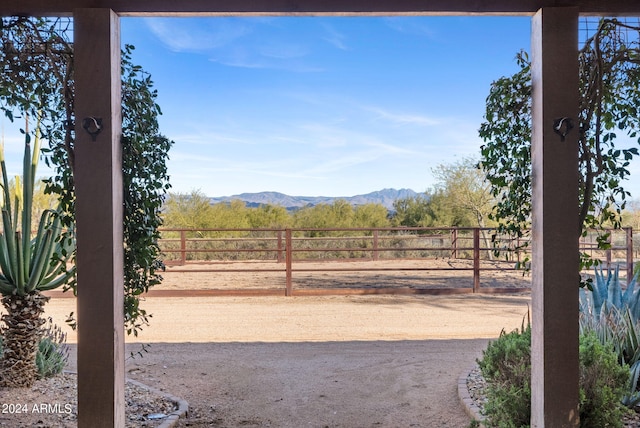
[
  {"left": 6, "top": 16, "right": 638, "bottom": 200},
  {"left": 119, "top": 16, "right": 533, "bottom": 197}
]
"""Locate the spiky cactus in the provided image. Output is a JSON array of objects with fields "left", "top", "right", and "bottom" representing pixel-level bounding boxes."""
[{"left": 0, "top": 121, "right": 75, "bottom": 387}]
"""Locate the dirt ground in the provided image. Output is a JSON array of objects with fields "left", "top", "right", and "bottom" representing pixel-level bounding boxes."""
[
  {"left": 154, "top": 258, "right": 532, "bottom": 292},
  {"left": 3, "top": 260, "right": 532, "bottom": 427}
]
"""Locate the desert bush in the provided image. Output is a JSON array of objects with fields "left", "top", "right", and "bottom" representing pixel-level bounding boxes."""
[
  {"left": 35, "top": 318, "right": 68, "bottom": 379},
  {"left": 579, "top": 332, "right": 629, "bottom": 427},
  {"left": 477, "top": 322, "right": 531, "bottom": 427},
  {"left": 478, "top": 322, "right": 629, "bottom": 427}
]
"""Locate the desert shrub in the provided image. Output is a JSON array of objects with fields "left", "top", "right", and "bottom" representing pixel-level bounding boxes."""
[
  {"left": 477, "top": 323, "right": 531, "bottom": 427},
  {"left": 478, "top": 324, "right": 629, "bottom": 427},
  {"left": 35, "top": 318, "right": 69, "bottom": 379},
  {"left": 579, "top": 332, "right": 629, "bottom": 427}
]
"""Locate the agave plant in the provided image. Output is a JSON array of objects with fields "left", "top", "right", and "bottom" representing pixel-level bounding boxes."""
[
  {"left": 580, "top": 265, "right": 640, "bottom": 408},
  {"left": 579, "top": 264, "right": 640, "bottom": 322},
  {"left": 0, "top": 122, "right": 75, "bottom": 387}
]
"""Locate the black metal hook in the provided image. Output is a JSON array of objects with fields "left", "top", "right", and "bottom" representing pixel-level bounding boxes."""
[
  {"left": 82, "top": 117, "right": 103, "bottom": 142},
  {"left": 553, "top": 117, "right": 574, "bottom": 142}
]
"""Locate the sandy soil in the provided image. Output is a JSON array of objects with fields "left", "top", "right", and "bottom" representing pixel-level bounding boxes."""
[
  {"left": 155, "top": 258, "right": 531, "bottom": 292},
  {"left": 2, "top": 260, "right": 532, "bottom": 427},
  {"left": 41, "top": 293, "right": 530, "bottom": 427}
]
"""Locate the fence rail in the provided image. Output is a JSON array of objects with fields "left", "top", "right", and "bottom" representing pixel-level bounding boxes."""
[{"left": 157, "top": 227, "right": 634, "bottom": 296}]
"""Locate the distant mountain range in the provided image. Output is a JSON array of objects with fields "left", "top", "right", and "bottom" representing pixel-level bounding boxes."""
[{"left": 209, "top": 188, "right": 419, "bottom": 210}]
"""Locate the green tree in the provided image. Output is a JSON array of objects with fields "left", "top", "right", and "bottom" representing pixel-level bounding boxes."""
[
  {"left": 352, "top": 203, "right": 390, "bottom": 229},
  {"left": 162, "top": 190, "right": 215, "bottom": 230},
  {"left": 247, "top": 204, "right": 291, "bottom": 228},
  {"left": 479, "top": 19, "right": 640, "bottom": 272},
  {"left": 431, "top": 157, "right": 495, "bottom": 229},
  {"left": 293, "top": 200, "right": 353, "bottom": 227},
  {"left": 391, "top": 194, "right": 434, "bottom": 227},
  {"left": 209, "top": 200, "right": 251, "bottom": 231},
  {"left": 0, "top": 17, "right": 173, "bottom": 334}
]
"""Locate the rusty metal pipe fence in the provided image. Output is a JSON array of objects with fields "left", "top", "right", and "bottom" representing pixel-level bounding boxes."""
[{"left": 157, "top": 227, "right": 634, "bottom": 296}]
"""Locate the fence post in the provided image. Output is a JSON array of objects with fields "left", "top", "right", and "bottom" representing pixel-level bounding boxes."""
[
  {"left": 180, "top": 230, "right": 186, "bottom": 266},
  {"left": 627, "top": 227, "right": 634, "bottom": 283},
  {"left": 277, "top": 230, "right": 284, "bottom": 263},
  {"left": 285, "top": 228, "right": 292, "bottom": 296},
  {"left": 373, "top": 230, "right": 379, "bottom": 261},
  {"left": 473, "top": 228, "right": 480, "bottom": 293},
  {"left": 451, "top": 229, "right": 458, "bottom": 259}
]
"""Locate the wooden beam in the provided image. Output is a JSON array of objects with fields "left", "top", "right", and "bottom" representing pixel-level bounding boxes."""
[
  {"left": 1, "top": 0, "right": 640, "bottom": 16},
  {"left": 74, "top": 8, "right": 125, "bottom": 428},
  {"left": 530, "top": 7, "right": 580, "bottom": 427}
]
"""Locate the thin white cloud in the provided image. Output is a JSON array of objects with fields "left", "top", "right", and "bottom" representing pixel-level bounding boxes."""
[
  {"left": 365, "top": 141, "right": 422, "bottom": 156},
  {"left": 170, "top": 151, "right": 325, "bottom": 181},
  {"left": 145, "top": 18, "right": 323, "bottom": 72},
  {"left": 145, "top": 18, "right": 250, "bottom": 52},
  {"left": 365, "top": 106, "right": 441, "bottom": 127},
  {"left": 383, "top": 17, "right": 437, "bottom": 38},
  {"left": 213, "top": 55, "right": 324, "bottom": 72},
  {"left": 321, "top": 23, "right": 349, "bottom": 50},
  {"left": 259, "top": 42, "right": 309, "bottom": 60},
  {"left": 170, "top": 132, "right": 254, "bottom": 146}
]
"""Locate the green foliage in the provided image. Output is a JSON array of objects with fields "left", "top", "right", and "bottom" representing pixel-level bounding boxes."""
[
  {"left": 580, "top": 308, "right": 640, "bottom": 408},
  {"left": 4, "top": 178, "right": 57, "bottom": 226},
  {"left": 478, "top": 322, "right": 629, "bottom": 427},
  {"left": 478, "top": 51, "right": 532, "bottom": 242},
  {"left": 35, "top": 318, "right": 68, "bottom": 379},
  {"left": 579, "top": 332, "right": 629, "bottom": 428},
  {"left": 210, "top": 200, "right": 252, "bottom": 230},
  {"left": 163, "top": 190, "right": 217, "bottom": 231},
  {"left": 292, "top": 200, "right": 354, "bottom": 232},
  {"left": 391, "top": 158, "right": 495, "bottom": 228},
  {"left": 479, "top": 19, "right": 640, "bottom": 273},
  {"left": 0, "top": 121, "right": 74, "bottom": 297},
  {"left": 580, "top": 265, "right": 640, "bottom": 321},
  {"left": 163, "top": 192, "right": 258, "bottom": 238},
  {"left": 431, "top": 157, "right": 496, "bottom": 228},
  {"left": 247, "top": 204, "right": 291, "bottom": 228},
  {"left": 0, "top": 318, "right": 68, "bottom": 379},
  {"left": 121, "top": 45, "right": 173, "bottom": 335},
  {"left": 580, "top": 270, "right": 640, "bottom": 408},
  {"left": 477, "top": 323, "right": 531, "bottom": 428},
  {"left": 391, "top": 194, "right": 434, "bottom": 227},
  {"left": 351, "top": 203, "right": 390, "bottom": 229},
  {"left": 0, "top": 17, "right": 172, "bottom": 335}
]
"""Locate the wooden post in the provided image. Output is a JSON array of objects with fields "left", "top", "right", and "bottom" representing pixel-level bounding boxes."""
[
  {"left": 74, "top": 9, "right": 125, "bottom": 428},
  {"left": 285, "top": 228, "right": 292, "bottom": 296},
  {"left": 180, "top": 229, "right": 187, "bottom": 265},
  {"left": 473, "top": 228, "right": 480, "bottom": 293},
  {"left": 373, "top": 229, "right": 379, "bottom": 261},
  {"left": 530, "top": 7, "right": 580, "bottom": 427},
  {"left": 451, "top": 229, "right": 458, "bottom": 259}
]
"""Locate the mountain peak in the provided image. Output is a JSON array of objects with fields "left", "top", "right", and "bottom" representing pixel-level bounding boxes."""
[{"left": 209, "top": 188, "right": 419, "bottom": 210}]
